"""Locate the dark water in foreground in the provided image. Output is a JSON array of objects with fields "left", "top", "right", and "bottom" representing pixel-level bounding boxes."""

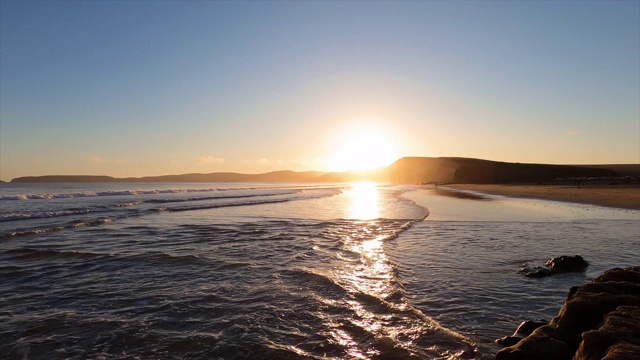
[{"left": 1, "top": 183, "right": 638, "bottom": 359}]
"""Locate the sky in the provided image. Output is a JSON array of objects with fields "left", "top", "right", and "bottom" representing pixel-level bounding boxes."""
[{"left": 1, "top": 1, "right": 639, "bottom": 181}]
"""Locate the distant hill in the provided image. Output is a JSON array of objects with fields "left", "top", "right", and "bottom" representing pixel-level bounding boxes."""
[
  {"left": 10, "top": 157, "right": 635, "bottom": 184},
  {"left": 10, "top": 171, "right": 332, "bottom": 183},
  {"left": 11, "top": 175, "right": 119, "bottom": 183},
  {"left": 383, "top": 157, "right": 622, "bottom": 184},
  {"left": 381, "top": 157, "right": 456, "bottom": 184}
]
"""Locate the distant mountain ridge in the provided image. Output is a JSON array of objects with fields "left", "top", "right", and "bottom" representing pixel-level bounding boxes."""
[
  {"left": 10, "top": 171, "right": 331, "bottom": 183},
  {"left": 9, "top": 157, "right": 636, "bottom": 184}
]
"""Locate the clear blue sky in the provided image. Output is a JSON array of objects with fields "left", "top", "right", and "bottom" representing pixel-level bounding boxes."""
[{"left": 1, "top": 1, "right": 638, "bottom": 180}]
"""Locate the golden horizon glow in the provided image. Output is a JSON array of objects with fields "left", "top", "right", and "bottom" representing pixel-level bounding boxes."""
[{"left": 326, "top": 123, "right": 400, "bottom": 172}]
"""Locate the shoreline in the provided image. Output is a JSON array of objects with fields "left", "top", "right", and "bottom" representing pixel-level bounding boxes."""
[
  {"left": 404, "top": 186, "right": 639, "bottom": 223},
  {"left": 444, "top": 184, "right": 640, "bottom": 210}
]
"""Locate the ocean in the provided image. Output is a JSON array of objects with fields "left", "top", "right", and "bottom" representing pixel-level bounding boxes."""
[{"left": 1, "top": 182, "right": 638, "bottom": 359}]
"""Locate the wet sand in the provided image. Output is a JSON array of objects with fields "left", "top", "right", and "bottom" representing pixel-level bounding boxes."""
[
  {"left": 444, "top": 184, "right": 640, "bottom": 210},
  {"left": 404, "top": 186, "right": 640, "bottom": 222}
]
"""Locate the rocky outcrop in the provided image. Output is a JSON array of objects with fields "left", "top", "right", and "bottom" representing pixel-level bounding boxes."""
[
  {"left": 546, "top": 256, "right": 590, "bottom": 273},
  {"left": 496, "top": 266, "right": 640, "bottom": 360},
  {"left": 574, "top": 306, "right": 640, "bottom": 359},
  {"left": 520, "top": 255, "right": 589, "bottom": 278},
  {"left": 495, "top": 320, "right": 547, "bottom": 347}
]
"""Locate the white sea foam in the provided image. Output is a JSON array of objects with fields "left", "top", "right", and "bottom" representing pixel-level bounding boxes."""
[
  {"left": 0, "top": 209, "right": 91, "bottom": 221},
  {"left": 0, "top": 184, "right": 333, "bottom": 201},
  {"left": 0, "top": 189, "right": 215, "bottom": 200}
]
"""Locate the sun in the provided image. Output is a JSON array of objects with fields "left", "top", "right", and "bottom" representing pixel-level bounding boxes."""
[{"left": 327, "top": 125, "right": 399, "bottom": 172}]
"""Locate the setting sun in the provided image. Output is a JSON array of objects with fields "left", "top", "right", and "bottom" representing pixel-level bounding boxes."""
[{"left": 327, "top": 125, "right": 399, "bottom": 172}]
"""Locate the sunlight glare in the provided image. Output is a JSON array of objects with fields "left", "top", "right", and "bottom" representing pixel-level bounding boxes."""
[
  {"left": 328, "top": 125, "right": 399, "bottom": 172},
  {"left": 347, "top": 182, "right": 380, "bottom": 220}
]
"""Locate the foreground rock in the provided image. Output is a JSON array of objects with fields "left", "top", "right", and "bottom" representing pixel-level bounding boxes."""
[
  {"left": 496, "top": 266, "right": 640, "bottom": 360},
  {"left": 495, "top": 320, "right": 547, "bottom": 347},
  {"left": 520, "top": 255, "right": 589, "bottom": 278}
]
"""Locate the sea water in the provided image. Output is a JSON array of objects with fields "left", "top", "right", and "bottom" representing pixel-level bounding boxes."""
[{"left": 1, "top": 182, "right": 638, "bottom": 359}]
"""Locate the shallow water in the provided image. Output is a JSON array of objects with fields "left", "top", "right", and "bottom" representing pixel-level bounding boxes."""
[
  {"left": 401, "top": 189, "right": 639, "bottom": 356},
  {"left": 1, "top": 182, "right": 638, "bottom": 359}
]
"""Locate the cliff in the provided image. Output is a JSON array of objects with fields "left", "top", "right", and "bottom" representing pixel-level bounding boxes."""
[{"left": 384, "top": 157, "right": 619, "bottom": 184}]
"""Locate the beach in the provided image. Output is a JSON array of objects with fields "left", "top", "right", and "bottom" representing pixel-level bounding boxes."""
[
  {"left": 444, "top": 184, "right": 640, "bottom": 210},
  {"left": 405, "top": 185, "right": 640, "bottom": 223},
  {"left": 2, "top": 182, "right": 639, "bottom": 359}
]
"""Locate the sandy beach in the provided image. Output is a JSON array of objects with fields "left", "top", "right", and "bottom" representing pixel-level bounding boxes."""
[
  {"left": 445, "top": 184, "right": 640, "bottom": 210},
  {"left": 403, "top": 185, "right": 640, "bottom": 223}
]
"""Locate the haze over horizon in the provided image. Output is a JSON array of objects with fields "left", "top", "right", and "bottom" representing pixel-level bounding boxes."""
[{"left": 1, "top": 1, "right": 639, "bottom": 182}]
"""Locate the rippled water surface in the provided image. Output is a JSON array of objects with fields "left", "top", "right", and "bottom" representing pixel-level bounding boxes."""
[{"left": 1, "top": 182, "right": 638, "bottom": 359}]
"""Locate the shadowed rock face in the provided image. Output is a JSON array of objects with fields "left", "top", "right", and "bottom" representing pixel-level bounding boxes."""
[
  {"left": 495, "top": 320, "right": 547, "bottom": 347},
  {"left": 574, "top": 306, "right": 640, "bottom": 359},
  {"left": 496, "top": 266, "right": 640, "bottom": 360}
]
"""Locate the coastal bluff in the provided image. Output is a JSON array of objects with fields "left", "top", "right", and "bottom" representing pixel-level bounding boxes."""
[
  {"left": 384, "top": 157, "right": 622, "bottom": 184},
  {"left": 496, "top": 266, "right": 640, "bottom": 360}
]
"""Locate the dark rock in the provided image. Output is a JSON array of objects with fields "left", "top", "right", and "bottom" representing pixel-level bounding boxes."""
[
  {"left": 521, "top": 255, "right": 589, "bottom": 278},
  {"left": 573, "top": 305, "right": 640, "bottom": 360},
  {"left": 524, "top": 268, "right": 555, "bottom": 278},
  {"left": 495, "top": 325, "right": 575, "bottom": 360},
  {"left": 495, "top": 266, "right": 640, "bottom": 360},
  {"left": 513, "top": 320, "right": 547, "bottom": 337},
  {"left": 495, "top": 320, "right": 547, "bottom": 347},
  {"left": 545, "top": 255, "right": 589, "bottom": 273},
  {"left": 495, "top": 336, "right": 522, "bottom": 347}
]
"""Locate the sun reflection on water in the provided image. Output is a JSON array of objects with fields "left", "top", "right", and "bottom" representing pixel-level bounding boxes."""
[
  {"left": 319, "top": 183, "right": 475, "bottom": 358},
  {"left": 345, "top": 232, "right": 395, "bottom": 299},
  {"left": 328, "top": 222, "right": 406, "bottom": 358},
  {"left": 326, "top": 182, "right": 411, "bottom": 357},
  {"left": 347, "top": 182, "right": 381, "bottom": 220}
]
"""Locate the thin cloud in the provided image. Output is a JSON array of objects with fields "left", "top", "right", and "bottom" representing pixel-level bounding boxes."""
[
  {"left": 88, "top": 156, "right": 129, "bottom": 164},
  {"left": 196, "top": 156, "right": 225, "bottom": 164},
  {"left": 257, "top": 158, "right": 272, "bottom": 166}
]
